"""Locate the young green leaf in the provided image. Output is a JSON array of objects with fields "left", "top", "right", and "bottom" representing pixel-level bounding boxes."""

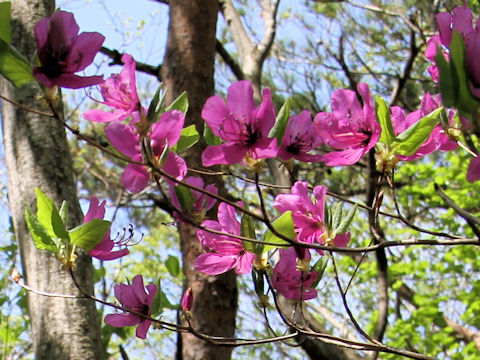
[
  {"left": 335, "top": 203, "right": 357, "bottom": 235},
  {"left": 268, "top": 98, "right": 291, "bottom": 142},
  {"left": 166, "top": 91, "right": 188, "bottom": 114},
  {"left": 376, "top": 96, "right": 395, "bottom": 146},
  {"left": 449, "top": 31, "right": 480, "bottom": 116},
  {"left": 150, "top": 278, "right": 162, "bottom": 316},
  {"left": 331, "top": 202, "right": 343, "bottom": 232},
  {"left": 59, "top": 200, "right": 68, "bottom": 227},
  {"left": 203, "top": 124, "right": 221, "bottom": 146},
  {"left": 174, "top": 185, "right": 195, "bottom": 213},
  {"left": 0, "top": 2, "right": 11, "bottom": 44},
  {"left": 35, "top": 188, "right": 68, "bottom": 240},
  {"left": 171, "top": 125, "right": 199, "bottom": 153},
  {"left": 262, "top": 211, "right": 294, "bottom": 252},
  {"left": 435, "top": 46, "right": 457, "bottom": 109},
  {"left": 68, "top": 219, "right": 111, "bottom": 252},
  {"left": 146, "top": 84, "right": 166, "bottom": 126},
  {"left": 24, "top": 207, "right": 57, "bottom": 253},
  {"left": 0, "top": 39, "right": 35, "bottom": 87},
  {"left": 165, "top": 255, "right": 180, "bottom": 277},
  {"left": 311, "top": 256, "right": 328, "bottom": 289},
  {"left": 394, "top": 107, "right": 442, "bottom": 156},
  {"left": 240, "top": 209, "right": 257, "bottom": 254}
]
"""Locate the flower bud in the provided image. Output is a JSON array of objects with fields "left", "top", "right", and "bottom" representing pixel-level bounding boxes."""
[{"left": 181, "top": 287, "right": 193, "bottom": 312}]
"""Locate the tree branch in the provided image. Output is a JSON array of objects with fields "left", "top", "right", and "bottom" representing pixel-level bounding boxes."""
[{"left": 100, "top": 47, "right": 162, "bottom": 79}]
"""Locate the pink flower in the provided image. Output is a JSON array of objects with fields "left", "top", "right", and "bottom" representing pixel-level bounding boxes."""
[
  {"left": 201, "top": 80, "right": 278, "bottom": 166},
  {"left": 104, "top": 275, "right": 157, "bottom": 339},
  {"left": 105, "top": 110, "right": 187, "bottom": 193},
  {"left": 272, "top": 247, "right": 319, "bottom": 300},
  {"left": 467, "top": 156, "right": 480, "bottom": 182},
  {"left": 314, "top": 83, "right": 380, "bottom": 166},
  {"left": 33, "top": 11, "right": 104, "bottom": 89},
  {"left": 181, "top": 287, "right": 194, "bottom": 312},
  {"left": 169, "top": 176, "right": 217, "bottom": 221},
  {"left": 84, "top": 197, "right": 129, "bottom": 261},
  {"left": 278, "top": 111, "right": 323, "bottom": 162},
  {"left": 429, "top": 5, "right": 480, "bottom": 96},
  {"left": 195, "top": 202, "right": 255, "bottom": 275},
  {"left": 274, "top": 181, "right": 350, "bottom": 249},
  {"left": 84, "top": 53, "right": 143, "bottom": 123},
  {"left": 391, "top": 93, "right": 458, "bottom": 161}
]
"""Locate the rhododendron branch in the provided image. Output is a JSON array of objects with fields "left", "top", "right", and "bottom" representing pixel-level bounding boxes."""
[
  {"left": 100, "top": 47, "right": 161, "bottom": 78},
  {"left": 329, "top": 252, "right": 381, "bottom": 346},
  {"left": 0, "top": 93, "right": 54, "bottom": 118}
]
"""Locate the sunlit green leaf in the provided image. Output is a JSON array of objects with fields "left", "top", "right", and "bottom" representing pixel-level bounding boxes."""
[
  {"left": 0, "top": 39, "right": 35, "bottom": 87},
  {"left": 24, "top": 207, "right": 56, "bottom": 252},
  {"left": 166, "top": 91, "right": 188, "bottom": 114},
  {"left": 262, "top": 211, "right": 294, "bottom": 252},
  {"left": 335, "top": 203, "right": 357, "bottom": 235},
  {"left": 376, "top": 96, "right": 395, "bottom": 146},
  {"left": 171, "top": 125, "right": 199, "bottom": 153},
  {"left": 0, "top": 2, "right": 11, "bottom": 43},
  {"left": 35, "top": 188, "right": 68, "bottom": 240},
  {"left": 394, "top": 107, "right": 442, "bottom": 156},
  {"left": 68, "top": 219, "right": 111, "bottom": 252},
  {"left": 268, "top": 98, "right": 290, "bottom": 142},
  {"left": 165, "top": 255, "right": 180, "bottom": 277}
]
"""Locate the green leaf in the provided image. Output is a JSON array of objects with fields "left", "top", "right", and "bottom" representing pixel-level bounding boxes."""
[
  {"left": 68, "top": 219, "right": 111, "bottom": 252},
  {"left": 0, "top": 39, "right": 35, "bottom": 87},
  {"left": 0, "top": 2, "right": 11, "bottom": 43},
  {"left": 262, "top": 211, "right": 294, "bottom": 252},
  {"left": 35, "top": 188, "right": 68, "bottom": 240},
  {"left": 24, "top": 207, "right": 57, "bottom": 252},
  {"left": 240, "top": 206, "right": 257, "bottom": 254},
  {"left": 331, "top": 202, "right": 343, "bottom": 231},
  {"left": 165, "top": 255, "right": 180, "bottom": 277},
  {"left": 59, "top": 201, "right": 68, "bottom": 227},
  {"left": 150, "top": 278, "right": 162, "bottom": 316},
  {"left": 146, "top": 84, "right": 166, "bottom": 126},
  {"left": 268, "top": 98, "right": 291, "bottom": 142},
  {"left": 394, "top": 107, "right": 443, "bottom": 156},
  {"left": 203, "top": 124, "right": 221, "bottom": 146},
  {"left": 166, "top": 91, "right": 188, "bottom": 114},
  {"left": 174, "top": 185, "right": 195, "bottom": 213},
  {"left": 335, "top": 204, "right": 357, "bottom": 235},
  {"left": 449, "top": 31, "right": 480, "bottom": 116},
  {"left": 311, "top": 256, "right": 328, "bottom": 288},
  {"left": 435, "top": 46, "right": 457, "bottom": 108},
  {"left": 376, "top": 96, "right": 395, "bottom": 146},
  {"left": 171, "top": 125, "right": 199, "bottom": 153}
]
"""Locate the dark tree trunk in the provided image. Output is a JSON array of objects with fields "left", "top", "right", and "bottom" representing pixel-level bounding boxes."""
[
  {"left": 162, "top": 1, "right": 237, "bottom": 360},
  {"left": 1, "top": 1, "right": 104, "bottom": 359}
]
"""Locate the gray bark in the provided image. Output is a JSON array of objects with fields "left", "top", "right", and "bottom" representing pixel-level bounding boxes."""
[{"left": 1, "top": 1, "right": 104, "bottom": 359}]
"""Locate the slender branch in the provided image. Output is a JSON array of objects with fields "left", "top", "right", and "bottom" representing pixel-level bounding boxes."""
[
  {"left": 100, "top": 47, "right": 162, "bottom": 79},
  {"left": 216, "top": 39, "right": 245, "bottom": 80}
]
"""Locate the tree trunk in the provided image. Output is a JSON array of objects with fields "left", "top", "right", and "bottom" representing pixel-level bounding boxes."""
[
  {"left": 162, "top": 1, "right": 237, "bottom": 360},
  {"left": 1, "top": 1, "right": 104, "bottom": 359}
]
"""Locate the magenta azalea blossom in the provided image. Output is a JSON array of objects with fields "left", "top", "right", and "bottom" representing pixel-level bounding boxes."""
[
  {"left": 84, "top": 53, "right": 143, "bottom": 123},
  {"left": 84, "top": 197, "right": 129, "bottom": 261},
  {"left": 314, "top": 83, "right": 380, "bottom": 166},
  {"left": 201, "top": 80, "right": 278, "bottom": 166},
  {"left": 274, "top": 181, "right": 350, "bottom": 249},
  {"left": 33, "top": 11, "right": 104, "bottom": 89},
  {"left": 195, "top": 202, "right": 255, "bottom": 275},
  {"left": 105, "top": 110, "right": 187, "bottom": 193},
  {"left": 169, "top": 176, "right": 217, "bottom": 221},
  {"left": 278, "top": 111, "right": 323, "bottom": 162},
  {"left": 427, "top": 5, "right": 480, "bottom": 96},
  {"left": 391, "top": 93, "right": 458, "bottom": 161},
  {"left": 467, "top": 156, "right": 480, "bottom": 183},
  {"left": 272, "top": 247, "right": 319, "bottom": 300},
  {"left": 104, "top": 275, "right": 157, "bottom": 339}
]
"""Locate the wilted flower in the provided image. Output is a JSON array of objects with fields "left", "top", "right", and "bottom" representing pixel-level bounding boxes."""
[
  {"left": 33, "top": 11, "right": 104, "bottom": 89},
  {"left": 104, "top": 275, "right": 157, "bottom": 339}
]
